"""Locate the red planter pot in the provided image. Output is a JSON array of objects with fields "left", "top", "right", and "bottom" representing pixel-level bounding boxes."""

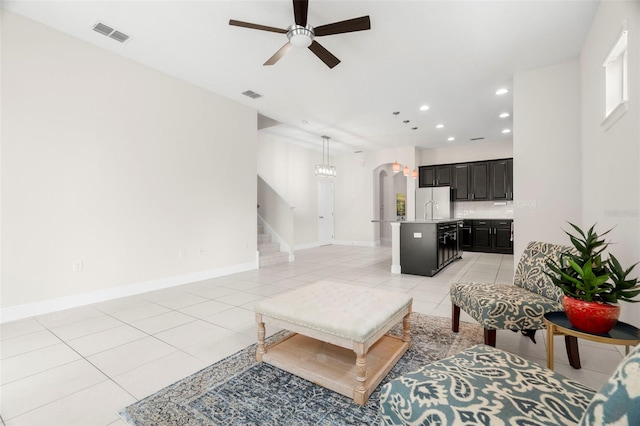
[{"left": 562, "top": 295, "right": 620, "bottom": 334}]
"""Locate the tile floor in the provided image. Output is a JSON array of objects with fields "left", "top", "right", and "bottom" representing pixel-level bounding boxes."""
[{"left": 0, "top": 245, "right": 627, "bottom": 425}]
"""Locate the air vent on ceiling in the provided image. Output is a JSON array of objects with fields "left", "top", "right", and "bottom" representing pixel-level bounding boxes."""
[
  {"left": 470, "top": 137, "right": 485, "bottom": 141},
  {"left": 242, "top": 90, "right": 263, "bottom": 99},
  {"left": 92, "top": 22, "right": 130, "bottom": 43}
]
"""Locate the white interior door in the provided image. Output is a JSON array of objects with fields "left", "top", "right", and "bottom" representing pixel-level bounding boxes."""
[{"left": 318, "top": 180, "right": 334, "bottom": 246}]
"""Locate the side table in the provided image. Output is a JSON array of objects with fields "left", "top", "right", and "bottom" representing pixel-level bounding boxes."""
[{"left": 544, "top": 311, "right": 640, "bottom": 370}]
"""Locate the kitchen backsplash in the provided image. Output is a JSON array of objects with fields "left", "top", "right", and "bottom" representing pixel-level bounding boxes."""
[{"left": 453, "top": 200, "right": 514, "bottom": 219}]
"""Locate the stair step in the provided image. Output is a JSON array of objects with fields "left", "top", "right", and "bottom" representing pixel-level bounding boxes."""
[
  {"left": 257, "top": 225, "right": 264, "bottom": 234},
  {"left": 257, "top": 233, "right": 271, "bottom": 244},
  {"left": 259, "top": 251, "right": 289, "bottom": 267},
  {"left": 258, "top": 242, "right": 280, "bottom": 254}
]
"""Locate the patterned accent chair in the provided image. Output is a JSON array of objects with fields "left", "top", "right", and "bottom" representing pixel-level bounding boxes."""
[
  {"left": 450, "top": 241, "right": 581, "bottom": 367},
  {"left": 379, "top": 343, "right": 640, "bottom": 426}
]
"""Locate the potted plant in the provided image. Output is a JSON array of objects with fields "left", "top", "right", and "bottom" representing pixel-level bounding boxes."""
[{"left": 545, "top": 223, "right": 640, "bottom": 334}]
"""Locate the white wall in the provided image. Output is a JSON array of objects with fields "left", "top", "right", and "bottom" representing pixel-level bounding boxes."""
[
  {"left": 257, "top": 133, "right": 321, "bottom": 247},
  {"left": 512, "top": 61, "right": 582, "bottom": 259},
  {"left": 420, "top": 140, "right": 513, "bottom": 165},
  {"left": 580, "top": 0, "right": 640, "bottom": 325},
  {"left": 1, "top": 12, "right": 257, "bottom": 317}
]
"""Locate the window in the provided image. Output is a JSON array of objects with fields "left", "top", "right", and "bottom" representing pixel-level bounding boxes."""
[{"left": 602, "top": 22, "right": 628, "bottom": 130}]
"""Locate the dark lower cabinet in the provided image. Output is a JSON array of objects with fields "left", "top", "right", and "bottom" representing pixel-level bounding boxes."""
[
  {"left": 463, "top": 219, "right": 513, "bottom": 254},
  {"left": 461, "top": 222, "right": 473, "bottom": 250}
]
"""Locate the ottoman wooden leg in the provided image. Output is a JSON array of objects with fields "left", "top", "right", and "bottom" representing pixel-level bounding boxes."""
[
  {"left": 402, "top": 311, "right": 411, "bottom": 345},
  {"left": 256, "top": 313, "right": 265, "bottom": 362},
  {"left": 354, "top": 352, "right": 367, "bottom": 406}
]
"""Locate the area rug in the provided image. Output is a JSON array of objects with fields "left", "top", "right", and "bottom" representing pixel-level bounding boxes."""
[{"left": 119, "top": 314, "right": 482, "bottom": 425}]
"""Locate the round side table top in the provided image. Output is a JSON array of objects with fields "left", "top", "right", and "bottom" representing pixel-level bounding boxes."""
[{"left": 544, "top": 311, "right": 640, "bottom": 342}]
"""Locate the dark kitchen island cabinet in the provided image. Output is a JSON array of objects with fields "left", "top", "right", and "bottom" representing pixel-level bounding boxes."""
[{"left": 399, "top": 220, "right": 463, "bottom": 277}]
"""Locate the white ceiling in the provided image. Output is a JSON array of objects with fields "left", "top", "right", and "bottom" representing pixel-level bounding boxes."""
[{"left": 3, "top": 0, "right": 599, "bottom": 154}]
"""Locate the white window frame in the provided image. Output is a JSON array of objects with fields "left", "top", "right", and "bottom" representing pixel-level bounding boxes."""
[{"left": 601, "top": 21, "right": 628, "bottom": 130}]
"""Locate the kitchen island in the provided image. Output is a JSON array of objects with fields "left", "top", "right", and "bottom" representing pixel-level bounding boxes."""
[{"left": 388, "top": 220, "right": 463, "bottom": 277}]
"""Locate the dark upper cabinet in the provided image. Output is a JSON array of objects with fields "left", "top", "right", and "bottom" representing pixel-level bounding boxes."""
[
  {"left": 470, "top": 162, "right": 490, "bottom": 201},
  {"left": 435, "top": 165, "right": 452, "bottom": 186},
  {"left": 419, "top": 167, "right": 436, "bottom": 187},
  {"left": 452, "top": 164, "right": 470, "bottom": 200},
  {"left": 419, "top": 165, "right": 451, "bottom": 187},
  {"left": 422, "top": 158, "right": 513, "bottom": 200},
  {"left": 490, "top": 159, "right": 513, "bottom": 200}
]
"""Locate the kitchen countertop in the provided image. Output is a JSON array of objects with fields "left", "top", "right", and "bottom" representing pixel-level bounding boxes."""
[{"left": 371, "top": 219, "right": 462, "bottom": 224}]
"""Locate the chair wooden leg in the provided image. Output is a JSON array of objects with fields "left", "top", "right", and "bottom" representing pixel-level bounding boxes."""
[
  {"left": 452, "top": 304, "right": 460, "bottom": 332},
  {"left": 565, "top": 336, "right": 581, "bottom": 369},
  {"left": 484, "top": 329, "right": 496, "bottom": 347}
]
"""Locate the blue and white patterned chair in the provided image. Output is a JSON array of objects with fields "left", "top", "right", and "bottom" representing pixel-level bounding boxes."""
[
  {"left": 450, "top": 241, "right": 580, "bottom": 367},
  {"left": 379, "top": 343, "right": 640, "bottom": 425}
]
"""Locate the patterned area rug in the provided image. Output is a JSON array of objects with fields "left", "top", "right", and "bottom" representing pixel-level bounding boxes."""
[{"left": 119, "top": 314, "right": 482, "bottom": 425}]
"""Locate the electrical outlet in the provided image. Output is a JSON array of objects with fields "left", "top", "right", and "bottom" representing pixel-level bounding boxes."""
[
  {"left": 72, "top": 260, "right": 83, "bottom": 272},
  {"left": 178, "top": 249, "right": 186, "bottom": 259}
]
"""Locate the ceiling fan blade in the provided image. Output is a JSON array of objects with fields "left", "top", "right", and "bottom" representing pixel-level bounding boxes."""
[
  {"left": 229, "top": 19, "right": 287, "bottom": 34},
  {"left": 293, "top": 0, "right": 309, "bottom": 27},
  {"left": 314, "top": 16, "right": 371, "bottom": 37},
  {"left": 264, "top": 43, "right": 294, "bottom": 66},
  {"left": 308, "top": 40, "right": 340, "bottom": 69}
]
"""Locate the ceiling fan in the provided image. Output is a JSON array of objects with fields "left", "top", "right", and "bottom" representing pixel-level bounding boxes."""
[{"left": 229, "top": 0, "right": 371, "bottom": 69}]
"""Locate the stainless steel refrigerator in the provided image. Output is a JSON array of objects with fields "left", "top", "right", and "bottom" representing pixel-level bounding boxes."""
[{"left": 415, "top": 187, "right": 453, "bottom": 221}]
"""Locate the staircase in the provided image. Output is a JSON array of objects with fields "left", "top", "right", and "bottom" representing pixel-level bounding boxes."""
[{"left": 258, "top": 225, "right": 289, "bottom": 267}]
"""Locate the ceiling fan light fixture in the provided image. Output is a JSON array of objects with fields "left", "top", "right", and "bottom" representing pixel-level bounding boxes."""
[{"left": 287, "top": 25, "right": 314, "bottom": 48}]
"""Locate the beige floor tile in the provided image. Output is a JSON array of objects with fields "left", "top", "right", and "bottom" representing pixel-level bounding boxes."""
[
  {"left": 109, "top": 303, "right": 171, "bottom": 323},
  {"left": 66, "top": 325, "right": 148, "bottom": 357},
  {"left": 212, "top": 292, "right": 264, "bottom": 307},
  {"left": 113, "top": 351, "right": 206, "bottom": 400},
  {"left": 178, "top": 299, "right": 233, "bottom": 318},
  {"left": 0, "top": 318, "right": 46, "bottom": 341},
  {"left": 1, "top": 330, "right": 62, "bottom": 360},
  {"left": 153, "top": 293, "right": 210, "bottom": 310},
  {"left": 154, "top": 320, "right": 231, "bottom": 349},
  {"left": 1, "top": 343, "right": 81, "bottom": 385},
  {"left": 130, "top": 311, "right": 196, "bottom": 335},
  {"left": 203, "top": 307, "right": 255, "bottom": 329},
  {"left": 87, "top": 337, "right": 177, "bottom": 377},
  {"left": 35, "top": 306, "right": 104, "bottom": 329},
  {"left": 49, "top": 314, "right": 124, "bottom": 341},
  {"left": 183, "top": 331, "right": 254, "bottom": 364},
  {"left": 5, "top": 380, "right": 135, "bottom": 426},
  {"left": 0, "top": 359, "right": 107, "bottom": 421},
  {"left": 186, "top": 285, "right": 238, "bottom": 300}
]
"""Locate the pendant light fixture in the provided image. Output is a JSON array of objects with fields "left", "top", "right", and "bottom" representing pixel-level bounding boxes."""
[
  {"left": 411, "top": 127, "right": 418, "bottom": 179},
  {"left": 314, "top": 135, "right": 336, "bottom": 177},
  {"left": 392, "top": 111, "right": 400, "bottom": 173},
  {"left": 402, "top": 120, "right": 410, "bottom": 177}
]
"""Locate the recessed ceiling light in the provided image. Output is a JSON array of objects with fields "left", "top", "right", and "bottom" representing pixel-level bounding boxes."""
[
  {"left": 499, "top": 112, "right": 510, "bottom": 118},
  {"left": 496, "top": 88, "right": 509, "bottom": 95},
  {"left": 502, "top": 129, "right": 511, "bottom": 134},
  {"left": 436, "top": 124, "right": 444, "bottom": 129},
  {"left": 419, "top": 105, "right": 430, "bottom": 111},
  {"left": 447, "top": 137, "right": 455, "bottom": 141}
]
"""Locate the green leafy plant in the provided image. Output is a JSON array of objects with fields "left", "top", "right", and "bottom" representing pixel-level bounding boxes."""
[{"left": 545, "top": 223, "right": 640, "bottom": 303}]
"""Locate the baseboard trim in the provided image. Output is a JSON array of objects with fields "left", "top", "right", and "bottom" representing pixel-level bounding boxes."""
[
  {"left": 0, "top": 261, "right": 258, "bottom": 324},
  {"left": 333, "top": 240, "right": 377, "bottom": 247}
]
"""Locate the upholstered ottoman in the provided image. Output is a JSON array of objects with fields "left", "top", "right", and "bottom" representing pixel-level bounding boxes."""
[{"left": 255, "top": 280, "right": 412, "bottom": 405}]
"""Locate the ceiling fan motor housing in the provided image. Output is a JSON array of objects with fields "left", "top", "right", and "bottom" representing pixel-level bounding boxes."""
[{"left": 287, "top": 24, "right": 314, "bottom": 48}]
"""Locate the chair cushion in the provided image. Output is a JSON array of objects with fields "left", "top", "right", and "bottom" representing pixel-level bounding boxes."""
[
  {"left": 380, "top": 344, "right": 595, "bottom": 426},
  {"left": 579, "top": 343, "right": 640, "bottom": 425},
  {"left": 514, "top": 241, "right": 570, "bottom": 303},
  {"left": 450, "top": 282, "right": 563, "bottom": 330}
]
